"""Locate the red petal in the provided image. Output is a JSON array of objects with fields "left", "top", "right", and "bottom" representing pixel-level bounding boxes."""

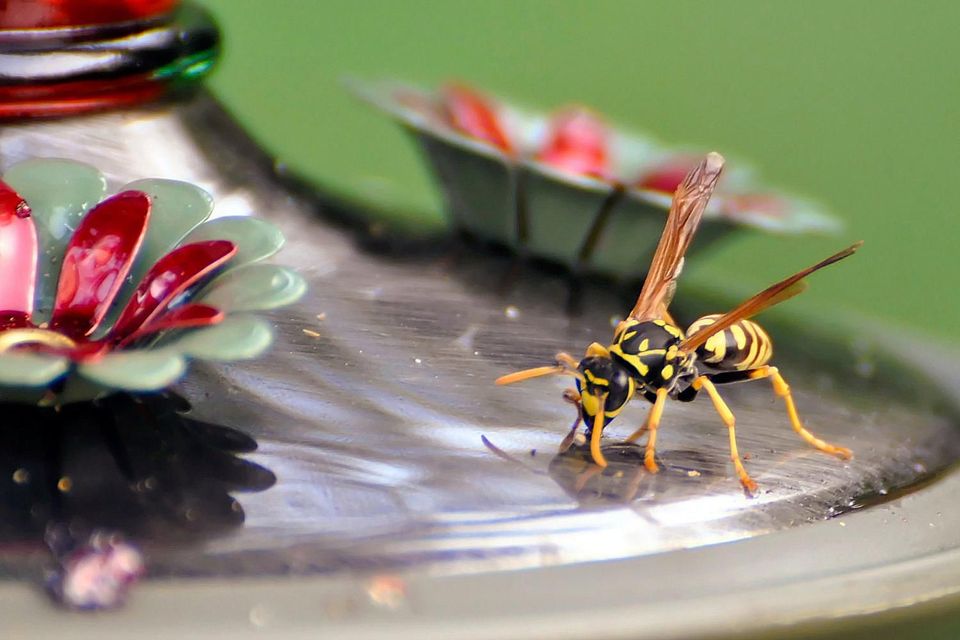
[
  {"left": 110, "top": 240, "right": 236, "bottom": 342},
  {"left": 636, "top": 158, "right": 699, "bottom": 194},
  {"left": 537, "top": 108, "right": 610, "bottom": 179},
  {"left": 50, "top": 191, "right": 151, "bottom": 338},
  {"left": 442, "top": 83, "right": 514, "bottom": 153},
  {"left": 121, "top": 304, "right": 224, "bottom": 345},
  {"left": 0, "top": 179, "right": 37, "bottom": 320}
]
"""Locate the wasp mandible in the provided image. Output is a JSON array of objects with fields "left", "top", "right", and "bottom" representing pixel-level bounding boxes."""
[{"left": 496, "top": 152, "right": 860, "bottom": 492}]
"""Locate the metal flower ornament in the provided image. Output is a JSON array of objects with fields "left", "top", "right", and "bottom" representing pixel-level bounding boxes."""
[
  {"left": 352, "top": 80, "right": 841, "bottom": 278},
  {"left": 0, "top": 159, "right": 305, "bottom": 404}
]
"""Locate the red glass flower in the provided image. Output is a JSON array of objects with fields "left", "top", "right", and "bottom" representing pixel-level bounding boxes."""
[
  {"left": 0, "top": 159, "right": 305, "bottom": 403},
  {"left": 0, "top": 183, "right": 231, "bottom": 360},
  {"left": 0, "top": 0, "right": 178, "bottom": 30}
]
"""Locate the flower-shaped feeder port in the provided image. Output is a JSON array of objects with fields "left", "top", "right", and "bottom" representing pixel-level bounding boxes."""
[
  {"left": 351, "top": 79, "right": 840, "bottom": 278},
  {"left": 0, "top": 158, "right": 306, "bottom": 404}
]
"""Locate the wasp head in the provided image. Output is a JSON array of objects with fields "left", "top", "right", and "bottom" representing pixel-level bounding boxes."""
[{"left": 576, "top": 354, "right": 635, "bottom": 429}]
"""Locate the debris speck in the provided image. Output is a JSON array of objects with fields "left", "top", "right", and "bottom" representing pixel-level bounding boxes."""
[
  {"left": 302, "top": 329, "right": 321, "bottom": 338},
  {"left": 839, "top": 522, "right": 846, "bottom": 528},
  {"left": 316, "top": 312, "right": 327, "bottom": 321},
  {"left": 12, "top": 468, "right": 29, "bottom": 484},
  {"left": 414, "top": 358, "right": 422, "bottom": 364},
  {"left": 686, "top": 470, "right": 701, "bottom": 478},
  {"left": 367, "top": 575, "right": 406, "bottom": 610},
  {"left": 504, "top": 305, "right": 520, "bottom": 319},
  {"left": 609, "top": 315, "right": 623, "bottom": 328}
]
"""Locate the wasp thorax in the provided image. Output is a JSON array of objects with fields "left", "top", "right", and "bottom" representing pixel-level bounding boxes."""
[{"left": 610, "top": 319, "right": 690, "bottom": 388}]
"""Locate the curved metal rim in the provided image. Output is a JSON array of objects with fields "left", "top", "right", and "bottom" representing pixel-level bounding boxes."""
[{"left": 5, "top": 464, "right": 960, "bottom": 639}]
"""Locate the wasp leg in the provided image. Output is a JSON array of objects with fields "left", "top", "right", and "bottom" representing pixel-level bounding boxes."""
[
  {"left": 692, "top": 376, "right": 758, "bottom": 493},
  {"left": 627, "top": 387, "right": 668, "bottom": 474},
  {"left": 747, "top": 366, "right": 853, "bottom": 460},
  {"left": 624, "top": 410, "right": 651, "bottom": 444},
  {"left": 589, "top": 392, "right": 609, "bottom": 468},
  {"left": 559, "top": 388, "right": 583, "bottom": 453}
]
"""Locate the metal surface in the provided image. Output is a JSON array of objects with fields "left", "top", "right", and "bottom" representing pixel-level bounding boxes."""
[{"left": 1, "top": 93, "right": 960, "bottom": 637}]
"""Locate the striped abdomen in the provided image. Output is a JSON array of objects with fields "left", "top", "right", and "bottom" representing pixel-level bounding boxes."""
[{"left": 686, "top": 314, "right": 773, "bottom": 372}]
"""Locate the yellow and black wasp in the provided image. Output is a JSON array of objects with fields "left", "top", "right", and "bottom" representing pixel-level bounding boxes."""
[{"left": 496, "top": 152, "right": 861, "bottom": 492}]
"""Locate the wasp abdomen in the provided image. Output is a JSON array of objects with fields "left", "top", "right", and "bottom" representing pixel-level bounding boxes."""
[{"left": 687, "top": 314, "right": 773, "bottom": 372}]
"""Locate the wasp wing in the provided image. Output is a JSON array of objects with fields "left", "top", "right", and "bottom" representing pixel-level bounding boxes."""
[
  {"left": 627, "top": 152, "right": 725, "bottom": 321},
  {"left": 680, "top": 241, "right": 863, "bottom": 353}
]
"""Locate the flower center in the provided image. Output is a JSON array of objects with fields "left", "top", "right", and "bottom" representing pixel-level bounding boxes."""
[{"left": 0, "top": 328, "right": 78, "bottom": 354}]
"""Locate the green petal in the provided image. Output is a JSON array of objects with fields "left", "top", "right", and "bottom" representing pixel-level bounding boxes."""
[
  {"left": 100, "top": 179, "right": 214, "bottom": 334},
  {"left": 199, "top": 264, "right": 306, "bottom": 312},
  {"left": 165, "top": 315, "right": 273, "bottom": 360},
  {"left": 78, "top": 350, "right": 186, "bottom": 391},
  {"left": 0, "top": 353, "right": 69, "bottom": 387},
  {"left": 2, "top": 159, "right": 107, "bottom": 322},
  {"left": 179, "top": 216, "right": 284, "bottom": 268},
  {"left": 122, "top": 178, "right": 214, "bottom": 279}
]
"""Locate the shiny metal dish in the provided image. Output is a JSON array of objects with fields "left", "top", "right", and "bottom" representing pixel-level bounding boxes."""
[{"left": 1, "top": 93, "right": 959, "bottom": 639}]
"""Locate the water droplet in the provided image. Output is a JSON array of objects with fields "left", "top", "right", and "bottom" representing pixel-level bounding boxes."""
[
  {"left": 367, "top": 575, "right": 406, "bottom": 610},
  {"left": 249, "top": 603, "right": 274, "bottom": 628}
]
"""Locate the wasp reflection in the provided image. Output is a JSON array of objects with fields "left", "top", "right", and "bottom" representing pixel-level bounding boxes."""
[{"left": 548, "top": 443, "right": 723, "bottom": 504}]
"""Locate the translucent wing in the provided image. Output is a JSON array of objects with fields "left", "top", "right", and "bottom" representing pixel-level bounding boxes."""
[
  {"left": 680, "top": 241, "right": 863, "bottom": 353},
  {"left": 627, "top": 152, "right": 725, "bottom": 321}
]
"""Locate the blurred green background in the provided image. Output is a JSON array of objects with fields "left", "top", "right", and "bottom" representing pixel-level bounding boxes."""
[{"left": 196, "top": 0, "right": 959, "bottom": 341}]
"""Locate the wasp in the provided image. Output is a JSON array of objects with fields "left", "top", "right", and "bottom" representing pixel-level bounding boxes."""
[{"left": 496, "top": 152, "right": 861, "bottom": 492}]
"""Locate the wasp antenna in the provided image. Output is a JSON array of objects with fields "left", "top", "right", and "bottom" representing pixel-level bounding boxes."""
[
  {"left": 481, "top": 435, "right": 549, "bottom": 476},
  {"left": 495, "top": 365, "right": 565, "bottom": 386}
]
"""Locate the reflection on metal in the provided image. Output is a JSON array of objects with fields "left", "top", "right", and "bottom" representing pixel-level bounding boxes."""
[{"left": 1, "top": 92, "right": 959, "bottom": 636}]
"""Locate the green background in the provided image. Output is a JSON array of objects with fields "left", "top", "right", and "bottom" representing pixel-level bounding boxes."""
[{"left": 195, "top": 0, "right": 959, "bottom": 341}]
